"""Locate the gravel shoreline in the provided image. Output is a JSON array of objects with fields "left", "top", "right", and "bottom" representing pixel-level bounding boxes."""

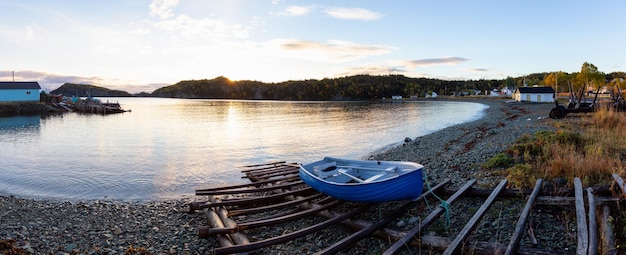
[{"left": 1, "top": 98, "right": 557, "bottom": 254}]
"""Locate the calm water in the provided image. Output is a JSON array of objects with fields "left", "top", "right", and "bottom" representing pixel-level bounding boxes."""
[{"left": 0, "top": 98, "right": 487, "bottom": 201}]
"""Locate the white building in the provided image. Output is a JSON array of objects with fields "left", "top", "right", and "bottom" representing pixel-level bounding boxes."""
[
  {"left": 513, "top": 87, "right": 555, "bottom": 103},
  {"left": 0, "top": 82, "right": 42, "bottom": 102}
]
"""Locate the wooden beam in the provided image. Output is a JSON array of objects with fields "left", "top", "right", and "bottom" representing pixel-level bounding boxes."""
[
  {"left": 442, "top": 179, "right": 508, "bottom": 255},
  {"left": 228, "top": 193, "right": 325, "bottom": 217},
  {"left": 213, "top": 204, "right": 370, "bottom": 255},
  {"left": 505, "top": 178, "right": 543, "bottom": 255},
  {"left": 194, "top": 175, "right": 299, "bottom": 193},
  {"left": 612, "top": 173, "right": 625, "bottom": 197},
  {"left": 314, "top": 180, "right": 449, "bottom": 255},
  {"left": 574, "top": 177, "right": 588, "bottom": 255},
  {"left": 587, "top": 187, "right": 598, "bottom": 255},
  {"left": 600, "top": 205, "right": 616, "bottom": 255},
  {"left": 195, "top": 180, "right": 304, "bottom": 196},
  {"left": 383, "top": 179, "right": 477, "bottom": 255},
  {"left": 190, "top": 187, "right": 315, "bottom": 210}
]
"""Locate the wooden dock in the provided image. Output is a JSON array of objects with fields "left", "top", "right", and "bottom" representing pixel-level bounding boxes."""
[{"left": 189, "top": 162, "right": 626, "bottom": 254}]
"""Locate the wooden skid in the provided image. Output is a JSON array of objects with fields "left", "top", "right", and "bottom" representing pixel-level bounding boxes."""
[{"left": 190, "top": 161, "right": 625, "bottom": 254}]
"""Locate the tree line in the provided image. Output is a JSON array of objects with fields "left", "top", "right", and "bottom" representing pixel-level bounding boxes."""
[
  {"left": 56, "top": 62, "right": 626, "bottom": 100},
  {"left": 151, "top": 62, "right": 625, "bottom": 100}
]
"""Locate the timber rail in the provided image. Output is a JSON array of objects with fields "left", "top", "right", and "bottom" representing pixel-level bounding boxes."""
[{"left": 189, "top": 162, "right": 626, "bottom": 254}]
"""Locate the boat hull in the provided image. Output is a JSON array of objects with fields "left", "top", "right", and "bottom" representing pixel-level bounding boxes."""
[{"left": 299, "top": 157, "right": 424, "bottom": 202}]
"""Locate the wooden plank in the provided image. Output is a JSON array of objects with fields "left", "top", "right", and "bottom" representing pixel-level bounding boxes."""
[
  {"left": 442, "top": 179, "right": 508, "bottom": 255},
  {"left": 246, "top": 168, "right": 300, "bottom": 181},
  {"left": 383, "top": 179, "right": 476, "bottom": 255},
  {"left": 194, "top": 175, "right": 299, "bottom": 193},
  {"left": 315, "top": 180, "right": 449, "bottom": 255},
  {"left": 203, "top": 208, "right": 234, "bottom": 247},
  {"left": 195, "top": 180, "right": 304, "bottom": 196},
  {"left": 574, "top": 177, "right": 588, "bottom": 255},
  {"left": 214, "top": 204, "right": 371, "bottom": 255},
  {"left": 239, "top": 161, "right": 287, "bottom": 169},
  {"left": 505, "top": 178, "right": 543, "bottom": 255},
  {"left": 228, "top": 193, "right": 325, "bottom": 217},
  {"left": 536, "top": 196, "right": 619, "bottom": 206},
  {"left": 612, "top": 173, "right": 626, "bottom": 197},
  {"left": 242, "top": 164, "right": 296, "bottom": 175},
  {"left": 190, "top": 187, "right": 315, "bottom": 210},
  {"left": 600, "top": 205, "right": 616, "bottom": 255},
  {"left": 212, "top": 197, "right": 250, "bottom": 245},
  {"left": 587, "top": 187, "right": 598, "bottom": 255},
  {"left": 199, "top": 200, "right": 342, "bottom": 237}
]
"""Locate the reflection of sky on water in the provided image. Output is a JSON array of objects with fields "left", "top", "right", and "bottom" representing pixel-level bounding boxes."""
[
  {"left": 0, "top": 98, "right": 487, "bottom": 201},
  {"left": 0, "top": 115, "right": 41, "bottom": 130}
]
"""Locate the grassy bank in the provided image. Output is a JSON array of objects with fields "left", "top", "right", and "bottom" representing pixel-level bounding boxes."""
[{"left": 485, "top": 107, "right": 626, "bottom": 188}]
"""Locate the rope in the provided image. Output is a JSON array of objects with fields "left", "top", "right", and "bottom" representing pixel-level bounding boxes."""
[{"left": 423, "top": 170, "right": 451, "bottom": 229}]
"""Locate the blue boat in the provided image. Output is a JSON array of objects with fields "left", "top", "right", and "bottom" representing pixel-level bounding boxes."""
[{"left": 299, "top": 157, "right": 424, "bottom": 202}]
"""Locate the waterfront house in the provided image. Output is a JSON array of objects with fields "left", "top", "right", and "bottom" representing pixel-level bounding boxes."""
[
  {"left": 513, "top": 86, "right": 555, "bottom": 103},
  {"left": 0, "top": 82, "right": 42, "bottom": 102}
]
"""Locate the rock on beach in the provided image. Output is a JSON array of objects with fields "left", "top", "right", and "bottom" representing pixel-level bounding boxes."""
[{"left": 1, "top": 98, "right": 557, "bottom": 254}]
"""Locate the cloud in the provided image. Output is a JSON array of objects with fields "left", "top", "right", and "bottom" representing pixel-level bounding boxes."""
[
  {"left": 282, "top": 5, "right": 314, "bottom": 16},
  {"left": 337, "top": 65, "right": 406, "bottom": 77},
  {"left": 280, "top": 39, "right": 392, "bottom": 61},
  {"left": 468, "top": 68, "right": 490, "bottom": 72},
  {"left": 1, "top": 70, "right": 162, "bottom": 93},
  {"left": 323, "top": 7, "right": 381, "bottom": 20},
  {"left": 404, "top": 57, "right": 469, "bottom": 68},
  {"left": 149, "top": 0, "right": 180, "bottom": 19}
]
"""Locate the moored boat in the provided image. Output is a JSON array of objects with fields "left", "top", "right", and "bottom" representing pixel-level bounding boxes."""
[{"left": 299, "top": 157, "right": 424, "bottom": 202}]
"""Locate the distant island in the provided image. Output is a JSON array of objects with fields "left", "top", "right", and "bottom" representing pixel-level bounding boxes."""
[{"left": 52, "top": 83, "right": 132, "bottom": 97}]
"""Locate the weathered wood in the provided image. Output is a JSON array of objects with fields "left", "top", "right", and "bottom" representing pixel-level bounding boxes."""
[
  {"left": 242, "top": 164, "right": 296, "bottom": 175},
  {"left": 203, "top": 208, "right": 234, "bottom": 247},
  {"left": 196, "top": 180, "right": 304, "bottom": 196},
  {"left": 600, "top": 205, "right": 616, "bottom": 255},
  {"left": 200, "top": 200, "right": 341, "bottom": 237},
  {"left": 536, "top": 196, "right": 620, "bottom": 206},
  {"left": 441, "top": 186, "right": 615, "bottom": 198},
  {"left": 417, "top": 234, "right": 575, "bottom": 255},
  {"left": 211, "top": 197, "right": 249, "bottom": 245},
  {"left": 194, "top": 175, "right": 299, "bottom": 193},
  {"left": 239, "top": 161, "right": 287, "bottom": 169},
  {"left": 213, "top": 204, "right": 370, "bottom": 255},
  {"left": 612, "top": 173, "right": 625, "bottom": 197},
  {"left": 505, "top": 178, "right": 543, "bottom": 255},
  {"left": 442, "top": 179, "right": 508, "bottom": 255},
  {"left": 587, "top": 187, "right": 598, "bottom": 255},
  {"left": 228, "top": 193, "right": 325, "bottom": 216},
  {"left": 190, "top": 187, "right": 315, "bottom": 210},
  {"left": 383, "top": 179, "right": 476, "bottom": 255},
  {"left": 574, "top": 177, "right": 588, "bottom": 255},
  {"left": 246, "top": 168, "right": 300, "bottom": 181},
  {"left": 315, "top": 180, "right": 448, "bottom": 255}
]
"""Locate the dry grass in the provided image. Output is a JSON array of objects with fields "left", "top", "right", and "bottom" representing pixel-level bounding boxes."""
[{"left": 487, "top": 107, "right": 626, "bottom": 189}]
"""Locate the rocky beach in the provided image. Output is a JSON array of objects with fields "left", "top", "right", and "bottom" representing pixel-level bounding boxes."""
[{"left": 1, "top": 98, "right": 557, "bottom": 254}]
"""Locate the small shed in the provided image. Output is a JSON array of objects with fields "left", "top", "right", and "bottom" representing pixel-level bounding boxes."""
[
  {"left": 0, "top": 82, "right": 42, "bottom": 102},
  {"left": 513, "top": 86, "right": 555, "bottom": 103}
]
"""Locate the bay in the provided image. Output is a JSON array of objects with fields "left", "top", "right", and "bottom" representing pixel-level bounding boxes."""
[{"left": 0, "top": 98, "right": 487, "bottom": 201}]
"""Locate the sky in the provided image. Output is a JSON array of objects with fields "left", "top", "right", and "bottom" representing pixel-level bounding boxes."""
[{"left": 1, "top": 1, "right": 624, "bottom": 93}]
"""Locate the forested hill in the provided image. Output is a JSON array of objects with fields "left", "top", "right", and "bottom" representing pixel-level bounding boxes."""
[
  {"left": 150, "top": 75, "right": 498, "bottom": 100},
  {"left": 51, "top": 83, "right": 132, "bottom": 97}
]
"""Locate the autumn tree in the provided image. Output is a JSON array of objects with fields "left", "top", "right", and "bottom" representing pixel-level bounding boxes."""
[{"left": 576, "top": 62, "right": 605, "bottom": 91}]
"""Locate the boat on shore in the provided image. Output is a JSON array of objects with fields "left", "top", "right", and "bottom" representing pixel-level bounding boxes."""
[{"left": 299, "top": 157, "right": 424, "bottom": 202}]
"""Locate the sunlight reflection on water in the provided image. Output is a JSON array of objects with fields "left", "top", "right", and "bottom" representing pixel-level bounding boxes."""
[{"left": 0, "top": 98, "right": 487, "bottom": 201}]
